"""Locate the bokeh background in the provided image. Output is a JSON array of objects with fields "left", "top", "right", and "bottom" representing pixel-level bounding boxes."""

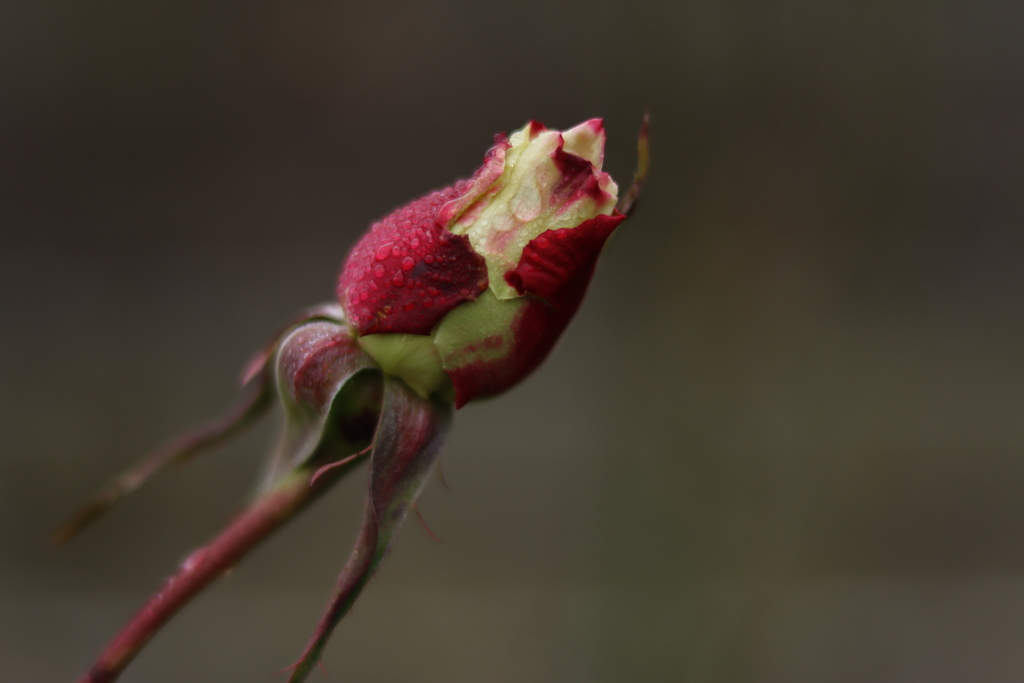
[{"left": 3, "top": 1, "right": 1023, "bottom": 681}]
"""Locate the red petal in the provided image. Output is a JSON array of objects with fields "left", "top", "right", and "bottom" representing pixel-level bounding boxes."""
[
  {"left": 503, "top": 212, "right": 625, "bottom": 310},
  {"left": 435, "top": 134, "right": 511, "bottom": 228},
  {"left": 449, "top": 212, "right": 625, "bottom": 407},
  {"left": 444, "top": 298, "right": 554, "bottom": 407},
  {"left": 339, "top": 185, "right": 488, "bottom": 336},
  {"left": 551, "top": 142, "right": 613, "bottom": 209}
]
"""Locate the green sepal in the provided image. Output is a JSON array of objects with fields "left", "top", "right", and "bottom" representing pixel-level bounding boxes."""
[{"left": 286, "top": 376, "right": 452, "bottom": 682}]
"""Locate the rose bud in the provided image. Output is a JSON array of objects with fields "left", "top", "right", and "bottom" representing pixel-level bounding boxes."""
[
  {"left": 62, "top": 116, "right": 647, "bottom": 683},
  {"left": 339, "top": 118, "right": 644, "bottom": 407}
]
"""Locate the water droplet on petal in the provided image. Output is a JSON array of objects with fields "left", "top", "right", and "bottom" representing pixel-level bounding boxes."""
[
  {"left": 392, "top": 272, "right": 405, "bottom": 287},
  {"left": 374, "top": 264, "right": 385, "bottom": 278},
  {"left": 375, "top": 244, "right": 393, "bottom": 261},
  {"left": 401, "top": 256, "right": 415, "bottom": 271},
  {"left": 424, "top": 254, "right": 435, "bottom": 265}
]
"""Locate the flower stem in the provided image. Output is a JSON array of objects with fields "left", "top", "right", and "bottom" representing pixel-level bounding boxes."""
[
  {"left": 77, "top": 459, "right": 359, "bottom": 683},
  {"left": 285, "top": 508, "right": 378, "bottom": 682}
]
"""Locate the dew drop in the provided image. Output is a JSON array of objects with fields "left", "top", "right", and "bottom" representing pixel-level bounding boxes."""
[
  {"left": 423, "top": 298, "right": 433, "bottom": 308},
  {"left": 391, "top": 245, "right": 402, "bottom": 258},
  {"left": 424, "top": 254, "right": 435, "bottom": 265},
  {"left": 392, "top": 272, "right": 405, "bottom": 287},
  {"left": 181, "top": 548, "right": 207, "bottom": 573},
  {"left": 401, "top": 257, "right": 415, "bottom": 271},
  {"left": 403, "top": 302, "right": 415, "bottom": 312},
  {"left": 410, "top": 238, "right": 420, "bottom": 249},
  {"left": 375, "top": 244, "right": 393, "bottom": 261},
  {"left": 374, "top": 264, "right": 385, "bottom": 278}
]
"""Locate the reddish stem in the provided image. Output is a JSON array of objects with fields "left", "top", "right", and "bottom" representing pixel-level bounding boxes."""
[
  {"left": 78, "top": 462, "right": 353, "bottom": 683},
  {"left": 285, "top": 510, "right": 378, "bottom": 682}
]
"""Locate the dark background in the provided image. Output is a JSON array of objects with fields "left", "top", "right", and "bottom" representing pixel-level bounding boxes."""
[{"left": 3, "top": 1, "right": 1024, "bottom": 681}]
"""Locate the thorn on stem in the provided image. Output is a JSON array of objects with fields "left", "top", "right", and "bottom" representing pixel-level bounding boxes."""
[
  {"left": 310, "top": 445, "right": 372, "bottom": 487},
  {"left": 413, "top": 503, "right": 442, "bottom": 543},
  {"left": 273, "top": 661, "right": 300, "bottom": 676},
  {"left": 275, "top": 657, "right": 330, "bottom": 678},
  {"left": 435, "top": 458, "right": 451, "bottom": 490}
]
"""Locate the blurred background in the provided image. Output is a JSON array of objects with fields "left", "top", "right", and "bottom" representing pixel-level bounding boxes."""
[{"left": 2, "top": 1, "right": 1023, "bottom": 681}]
